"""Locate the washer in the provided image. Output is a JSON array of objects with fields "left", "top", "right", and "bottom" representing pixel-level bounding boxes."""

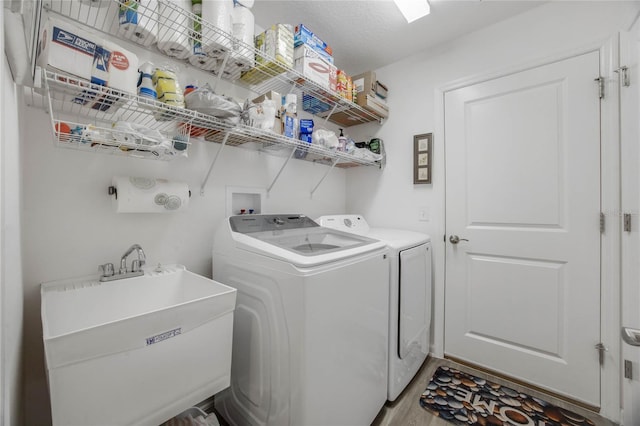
[
  {"left": 316, "top": 214, "right": 432, "bottom": 402},
  {"left": 212, "top": 214, "right": 390, "bottom": 426}
]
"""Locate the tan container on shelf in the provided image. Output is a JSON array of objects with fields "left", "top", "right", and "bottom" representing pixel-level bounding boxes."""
[{"left": 355, "top": 93, "right": 389, "bottom": 118}]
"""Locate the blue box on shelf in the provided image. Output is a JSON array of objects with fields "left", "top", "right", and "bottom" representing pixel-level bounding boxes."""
[
  {"left": 302, "top": 94, "right": 331, "bottom": 115},
  {"left": 294, "top": 24, "right": 333, "bottom": 63},
  {"left": 299, "top": 119, "right": 314, "bottom": 134}
]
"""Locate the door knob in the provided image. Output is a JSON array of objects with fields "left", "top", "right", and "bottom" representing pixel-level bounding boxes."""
[
  {"left": 622, "top": 327, "right": 640, "bottom": 346},
  {"left": 449, "top": 235, "right": 469, "bottom": 244}
]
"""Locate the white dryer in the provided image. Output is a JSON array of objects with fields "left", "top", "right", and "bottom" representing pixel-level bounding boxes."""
[
  {"left": 212, "top": 214, "right": 390, "bottom": 426},
  {"left": 316, "top": 214, "right": 432, "bottom": 402}
]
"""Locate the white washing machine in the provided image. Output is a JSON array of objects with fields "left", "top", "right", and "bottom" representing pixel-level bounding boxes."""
[
  {"left": 212, "top": 214, "right": 390, "bottom": 426},
  {"left": 316, "top": 214, "right": 432, "bottom": 402}
]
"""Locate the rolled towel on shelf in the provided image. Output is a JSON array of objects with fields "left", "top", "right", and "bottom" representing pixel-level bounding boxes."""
[
  {"left": 200, "top": 0, "right": 233, "bottom": 58},
  {"left": 117, "top": 0, "right": 159, "bottom": 47},
  {"left": 157, "top": 0, "right": 192, "bottom": 59},
  {"left": 229, "top": 4, "right": 255, "bottom": 72}
]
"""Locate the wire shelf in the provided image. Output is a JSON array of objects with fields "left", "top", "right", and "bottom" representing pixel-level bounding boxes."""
[
  {"left": 43, "top": 70, "right": 381, "bottom": 167},
  {"left": 41, "top": 0, "right": 385, "bottom": 127}
]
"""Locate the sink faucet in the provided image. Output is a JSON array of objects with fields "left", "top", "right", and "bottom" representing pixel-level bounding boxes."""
[
  {"left": 99, "top": 244, "right": 147, "bottom": 282},
  {"left": 120, "top": 244, "right": 146, "bottom": 273}
]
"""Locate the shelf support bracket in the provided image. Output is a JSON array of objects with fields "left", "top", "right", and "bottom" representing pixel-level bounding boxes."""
[
  {"left": 213, "top": 52, "right": 231, "bottom": 93},
  {"left": 310, "top": 158, "right": 339, "bottom": 198},
  {"left": 200, "top": 131, "right": 230, "bottom": 196},
  {"left": 323, "top": 103, "right": 338, "bottom": 126},
  {"left": 267, "top": 147, "right": 296, "bottom": 194}
]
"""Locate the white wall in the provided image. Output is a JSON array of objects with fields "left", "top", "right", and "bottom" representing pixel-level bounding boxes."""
[
  {"left": 346, "top": 0, "right": 640, "bottom": 412},
  {"left": 1, "top": 4, "right": 25, "bottom": 425},
  {"left": 20, "top": 92, "right": 347, "bottom": 424}
]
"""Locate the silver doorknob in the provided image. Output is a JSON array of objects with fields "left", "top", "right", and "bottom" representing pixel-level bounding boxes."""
[
  {"left": 449, "top": 235, "right": 469, "bottom": 244},
  {"left": 622, "top": 327, "right": 640, "bottom": 346}
]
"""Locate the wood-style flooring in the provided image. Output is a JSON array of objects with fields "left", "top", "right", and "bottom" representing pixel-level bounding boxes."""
[{"left": 371, "top": 357, "right": 616, "bottom": 426}]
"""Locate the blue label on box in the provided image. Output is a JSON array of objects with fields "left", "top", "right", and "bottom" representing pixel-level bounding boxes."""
[
  {"left": 52, "top": 26, "right": 96, "bottom": 57},
  {"left": 300, "top": 133, "right": 313, "bottom": 143},
  {"left": 299, "top": 119, "right": 314, "bottom": 134},
  {"left": 91, "top": 45, "right": 111, "bottom": 87}
]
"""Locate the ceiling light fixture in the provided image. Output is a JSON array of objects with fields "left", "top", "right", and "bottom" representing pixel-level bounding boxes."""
[{"left": 393, "top": 0, "right": 431, "bottom": 23}]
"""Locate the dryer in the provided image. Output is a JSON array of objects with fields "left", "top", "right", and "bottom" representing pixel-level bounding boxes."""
[
  {"left": 212, "top": 214, "right": 390, "bottom": 426},
  {"left": 316, "top": 214, "right": 432, "bottom": 402}
]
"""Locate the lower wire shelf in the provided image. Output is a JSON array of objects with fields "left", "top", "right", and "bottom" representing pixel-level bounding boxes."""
[{"left": 43, "top": 70, "right": 383, "bottom": 167}]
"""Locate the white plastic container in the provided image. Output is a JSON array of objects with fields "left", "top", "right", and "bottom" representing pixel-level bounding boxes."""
[{"left": 41, "top": 265, "right": 236, "bottom": 426}]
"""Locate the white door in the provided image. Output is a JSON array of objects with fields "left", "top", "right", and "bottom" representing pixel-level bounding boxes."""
[
  {"left": 620, "top": 26, "right": 640, "bottom": 426},
  {"left": 444, "top": 51, "right": 601, "bottom": 406}
]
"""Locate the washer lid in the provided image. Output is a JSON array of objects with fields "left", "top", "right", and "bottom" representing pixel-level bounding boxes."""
[{"left": 228, "top": 214, "right": 387, "bottom": 267}]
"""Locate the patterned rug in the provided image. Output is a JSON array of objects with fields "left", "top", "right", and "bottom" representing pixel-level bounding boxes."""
[{"left": 419, "top": 366, "right": 595, "bottom": 426}]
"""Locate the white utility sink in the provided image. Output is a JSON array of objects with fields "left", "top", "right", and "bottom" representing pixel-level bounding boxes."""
[{"left": 41, "top": 264, "right": 237, "bottom": 426}]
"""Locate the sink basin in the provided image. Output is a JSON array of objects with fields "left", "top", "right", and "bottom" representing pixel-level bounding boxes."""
[{"left": 41, "top": 264, "right": 237, "bottom": 426}]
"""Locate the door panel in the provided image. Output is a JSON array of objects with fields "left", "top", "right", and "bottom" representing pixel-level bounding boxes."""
[
  {"left": 445, "top": 51, "right": 601, "bottom": 406},
  {"left": 620, "top": 27, "right": 640, "bottom": 426}
]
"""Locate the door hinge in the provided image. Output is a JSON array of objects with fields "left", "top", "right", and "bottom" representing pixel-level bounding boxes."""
[
  {"left": 595, "top": 77, "right": 605, "bottom": 99},
  {"left": 595, "top": 343, "right": 608, "bottom": 366},
  {"left": 624, "top": 359, "right": 633, "bottom": 379},
  {"left": 615, "top": 66, "right": 630, "bottom": 87},
  {"left": 600, "top": 212, "right": 605, "bottom": 233},
  {"left": 624, "top": 213, "right": 632, "bottom": 232}
]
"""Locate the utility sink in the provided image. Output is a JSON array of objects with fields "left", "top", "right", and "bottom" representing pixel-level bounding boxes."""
[{"left": 41, "top": 264, "right": 237, "bottom": 426}]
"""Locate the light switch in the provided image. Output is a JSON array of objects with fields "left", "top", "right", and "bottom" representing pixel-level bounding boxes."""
[{"left": 418, "top": 207, "right": 430, "bottom": 222}]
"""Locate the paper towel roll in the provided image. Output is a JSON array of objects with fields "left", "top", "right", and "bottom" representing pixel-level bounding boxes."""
[
  {"left": 157, "top": 0, "right": 192, "bottom": 59},
  {"left": 229, "top": 5, "right": 254, "bottom": 71},
  {"left": 201, "top": 0, "right": 233, "bottom": 58},
  {"left": 189, "top": 52, "right": 219, "bottom": 71},
  {"left": 117, "top": 0, "right": 159, "bottom": 47},
  {"left": 112, "top": 176, "right": 190, "bottom": 213}
]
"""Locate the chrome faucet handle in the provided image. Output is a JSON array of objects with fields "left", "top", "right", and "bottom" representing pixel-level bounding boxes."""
[
  {"left": 100, "top": 263, "right": 115, "bottom": 277},
  {"left": 131, "top": 259, "right": 141, "bottom": 272}
]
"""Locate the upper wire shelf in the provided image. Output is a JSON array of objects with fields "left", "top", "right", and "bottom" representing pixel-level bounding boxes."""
[{"left": 41, "top": 0, "right": 385, "bottom": 127}]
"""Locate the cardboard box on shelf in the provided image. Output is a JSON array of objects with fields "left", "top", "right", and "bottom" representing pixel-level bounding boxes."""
[
  {"left": 356, "top": 93, "right": 389, "bottom": 118},
  {"left": 293, "top": 24, "right": 333, "bottom": 60},
  {"left": 255, "top": 24, "right": 294, "bottom": 67},
  {"left": 38, "top": 18, "right": 138, "bottom": 94},
  {"left": 252, "top": 90, "right": 282, "bottom": 106},
  {"left": 242, "top": 24, "right": 293, "bottom": 85},
  {"left": 98, "top": 39, "right": 138, "bottom": 94},
  {"left": 38, "top": 18, "right": 97, "bottom": 82},
  {"left": 353, "top": 71, "right": 376, "bottom": 96},
  {"left": 292, "top": 45, "right": 337, "bottom": 92},
  {"left": 353, "top": 71, "right": 388, "bottom": 104}
]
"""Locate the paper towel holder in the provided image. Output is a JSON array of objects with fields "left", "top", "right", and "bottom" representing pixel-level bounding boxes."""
[{"left": 108, "top": 186, "right": 192, "bottom": 200}]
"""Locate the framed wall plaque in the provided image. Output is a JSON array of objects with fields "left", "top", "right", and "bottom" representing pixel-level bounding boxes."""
[{"left": 413, "top": 133, "right": 432, "bottom": 184}]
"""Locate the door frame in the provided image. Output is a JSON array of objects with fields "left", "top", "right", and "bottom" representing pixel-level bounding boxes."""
[{"left": 433, "top": 38, "right": 621, "bottom": 422}]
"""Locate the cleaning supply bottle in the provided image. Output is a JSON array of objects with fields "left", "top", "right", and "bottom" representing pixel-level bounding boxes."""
[
  {"left": 137, "top": 62, "right": 157, "bottom": 101},
  {"left": 338, "top": 128, "right": 347, "bottom": 152}
]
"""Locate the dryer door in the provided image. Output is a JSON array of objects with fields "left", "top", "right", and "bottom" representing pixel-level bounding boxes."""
[{"left": 399, "top": 243, "right": 431, "bottom": 359}]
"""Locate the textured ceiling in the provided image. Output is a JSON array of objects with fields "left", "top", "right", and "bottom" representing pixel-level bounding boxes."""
[{"left": 250, "top": 0, "right": 544, "bottom": 75}]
